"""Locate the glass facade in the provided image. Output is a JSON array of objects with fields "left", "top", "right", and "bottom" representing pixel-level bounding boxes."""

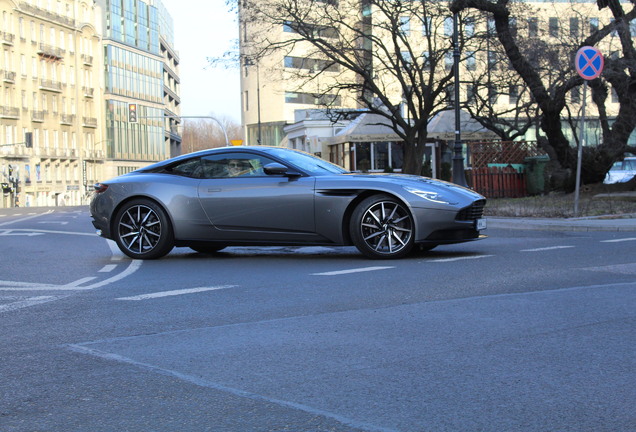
[
  {"left": 106, "top": 101, "right": 166, "bottom": 161},
  {"left": 104, "top": 45, "right": 163, "bottom": 103},
  {"left": 106, "top": 0, "right": 160, "bottom": 54}
]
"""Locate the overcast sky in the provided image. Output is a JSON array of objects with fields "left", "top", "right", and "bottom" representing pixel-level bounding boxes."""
[{"left": 161, "top": 0, "right": 241, "bottom": 123}]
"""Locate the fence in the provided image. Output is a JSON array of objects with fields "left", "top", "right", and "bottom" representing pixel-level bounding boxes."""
[
  {"left": 465, "top": 141, "right": 546, "bottom": 198},
  {"left": 467, "top": 166, "right": 527, "bottom": 198}
]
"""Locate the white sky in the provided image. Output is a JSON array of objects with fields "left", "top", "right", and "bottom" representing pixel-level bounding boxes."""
[{"left": 161, "top": 0, "right": 241, "bottom": 123}]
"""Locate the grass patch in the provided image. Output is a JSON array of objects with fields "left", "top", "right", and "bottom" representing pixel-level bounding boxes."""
[{"left": 483, "top": 185, "right": 636, "bottom": 218}]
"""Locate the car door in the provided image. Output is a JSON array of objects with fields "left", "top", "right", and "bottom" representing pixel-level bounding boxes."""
[{"left": 196, "top": 152, "right": 317, "bottom": 241}]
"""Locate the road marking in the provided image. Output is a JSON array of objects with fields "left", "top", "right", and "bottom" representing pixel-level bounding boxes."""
[
  {"left": 312, "top": 266, "right": 395, "bottom": 276},
  {"left": 601, "top": 238, "right": 636, "bottom": 243},
  {"left": 429, "top": 255, "right": 494, "bottom": 263},
  {"left": 38, "top": 221, "right": 69, "bottom": 225},
  {"left": 0, "top": 228, "right": 94, "bottom": 236},
  {"left": 99, "top": 264, "right": 117, "bottom": 273},
  {"left": 0, "top": 210, "right": 54, "bottom": 226},
  {"left": 0, "top": 296, "right": 60, "bottom": 313},
  {"left": 116, "top": 285, "right": 236, "bottom": 301},
  {"left": 0, "top": 230, "right": 45, "bottom": 236},
  {"left": 521, "top": 246, "right": 574, "bottom": 252}
]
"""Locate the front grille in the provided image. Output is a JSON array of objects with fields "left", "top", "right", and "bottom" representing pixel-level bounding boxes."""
[{"left": 456, "top": 199, "right": 486, "bottom": 221}]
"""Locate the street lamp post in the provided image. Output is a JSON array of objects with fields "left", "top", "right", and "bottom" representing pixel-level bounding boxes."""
[{"left": 452, "top": 12, "right": 468, "bottom": 187}]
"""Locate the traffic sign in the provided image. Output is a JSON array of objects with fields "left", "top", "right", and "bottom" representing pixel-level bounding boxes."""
[{"left": 575, "top": 46, "right": 604, "bottom": 80}]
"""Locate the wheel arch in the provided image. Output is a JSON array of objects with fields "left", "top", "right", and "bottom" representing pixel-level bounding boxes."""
[
  {"left": 110, "top": 194, "right": 176, "bottom": 240},
  {"left": 341, "top": 190, "right": 414, "bottom": 245}
]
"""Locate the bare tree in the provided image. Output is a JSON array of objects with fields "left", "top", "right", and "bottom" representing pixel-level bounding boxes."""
[
  {"left": 235, "top": 0, "right": 485, "bottom": 174},
  {"left": 181, "top": 116, "right": 243, "bottom": 153},
  {"left": 452, "top": 0, "right": 636, "bottom": 188}
]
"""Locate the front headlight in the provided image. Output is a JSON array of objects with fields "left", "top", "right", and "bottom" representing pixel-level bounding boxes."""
[{"left": 403, "top": 186, "right": 457, "bottom": 204}]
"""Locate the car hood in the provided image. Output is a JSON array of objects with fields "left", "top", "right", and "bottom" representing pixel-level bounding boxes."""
[{"left": 340, "top": 173, "right": 484, "bottom": 200}]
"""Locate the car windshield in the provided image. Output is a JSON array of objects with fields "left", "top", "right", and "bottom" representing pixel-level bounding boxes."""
[{"left": 268, "top": 148, "right": 349, "bottom": 176}]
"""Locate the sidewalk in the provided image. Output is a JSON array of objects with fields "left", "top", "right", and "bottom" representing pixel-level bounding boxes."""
[{"left": 487, "top": 214, "right": 636, "bottom": 232}]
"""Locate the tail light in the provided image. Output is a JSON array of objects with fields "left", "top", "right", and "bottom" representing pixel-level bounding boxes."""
[{"left": 93, "top": 183, "right": 109, "bottom": 193}]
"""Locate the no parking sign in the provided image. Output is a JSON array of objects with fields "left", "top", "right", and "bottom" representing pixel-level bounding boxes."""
[{"left": 575, "top": 46, "right": 604, "bottom": 80}]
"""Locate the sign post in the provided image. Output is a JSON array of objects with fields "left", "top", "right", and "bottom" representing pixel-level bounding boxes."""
[{"left": 573, "top": 46, "right": 604, "bottom": 216}]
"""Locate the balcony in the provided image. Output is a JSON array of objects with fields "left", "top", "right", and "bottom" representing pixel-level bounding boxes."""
[
  {"left": 60, "top": 114, "right": 75, "bottom": 125},
  {"left": 31, "top": 110, "right": 45, "bottom": 122},
  {"left": 81, "top": 54, "right": 93, "bottom": 66},
  {"left": 0, "top": 106, "right": 19, "bottom": 119},
  {"left": 82, "top": 117, "right": 97, "bottom": 128},
  {"left": 19, "top": 3, "right": 75, "bottom": 27},
  {"left": 2, "top": 69, "right": 16, "bottom": 83},
  {"left": 1, "top": 31, "right": 15, "bottom": 46},
  {"left": 39, "top": 79, "right": 62, "bottom": 92},
  {"left": 37, "top": 43, "right": 64, "bottom": 60},
  {"left": 82, "top": 86, "right": 94, "bottom": 98}
]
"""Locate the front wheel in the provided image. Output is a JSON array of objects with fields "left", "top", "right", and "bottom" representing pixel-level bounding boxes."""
[
  {"left": 113, "top": 199, "right": 174, "bottom": 259},
  {"left": 350, "top": 195, "right": 415, "bottom": 259}
]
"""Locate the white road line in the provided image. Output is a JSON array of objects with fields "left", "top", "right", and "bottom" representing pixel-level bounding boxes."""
[
  {"left": 0, "top": 210, "right": 53, "bottom": 226},
  {"left": 601, "top": 238, "right": 636, "bottom": 243},
  {"left": 1, "top": 228, "right": 94, "bottom": 236},
  {"left": 99, "top": 264, "right": 117, "bottom": 273},
  {"left": 429, "top": 255, "right": 494, "bottom": 263},
  {"left": 0, "top": 296, "right": 59, "bottom": 313},
  {"left": 521, "top": 246, "right": 575, "bottom": 252},
  {"left": 116, "top": 285, "right": 236, "bottom": 301},
  {"left": 312, "top": 266, "right": 395, "bottom": 276}
]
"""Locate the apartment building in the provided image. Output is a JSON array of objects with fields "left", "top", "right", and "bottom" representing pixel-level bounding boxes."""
[
  {"left": 0, "top": 0, "right": 180, "bottom": 208},
  {"left": 239, "top": 0, "right": 629, "bottom": 169},
  {"left": 0, "top": 0, "right": 103, "bottom": 207}
]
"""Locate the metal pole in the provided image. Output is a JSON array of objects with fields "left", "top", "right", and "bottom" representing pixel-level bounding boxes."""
[
  {"left": 574, "top": 81, "right": 587, "bottom": 217},
  {"left": 452, "top": 12, "right": 468, "bottom": 187},
  {"left": 256, "top": 62, "right": 262, "bottom": 145}
]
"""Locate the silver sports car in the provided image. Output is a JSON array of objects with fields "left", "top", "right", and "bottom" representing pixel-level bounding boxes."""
[{"left": 90, "top": 146, "right": 487, "bottom": 259}]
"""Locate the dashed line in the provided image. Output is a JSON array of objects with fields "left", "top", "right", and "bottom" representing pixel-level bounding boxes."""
[
  {"left": 521, "top": 246, "right": 575, "bottom": 252},
  {"left": 429, "top": 255, "right": 494, "bottom": 263},
  {"left": 0, "top": 296, "right": 60, "bottom": 313},
  {"left": 601, "top": 238, "right": 636, "bottom": 243},
  {"left": 99, "top": 264, "right": 117, "bottom": 273},
  {"left": 116, "top": 285, "right": 235, "bottom": 301},
  {"left": 312, "top": 266, "right": 395, "bottom": 276}
]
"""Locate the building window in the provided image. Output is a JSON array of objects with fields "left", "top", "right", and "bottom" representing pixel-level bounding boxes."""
[
  {"left": 570, "top": 17, "right": 579, "bottom": 38},
  {"left": 549, "top": 17, "right": 559, "bottom": 38},
  {"left": 528, "top": 17, "right": 538, "bottom": 37},
  {"left": 285, "top": 92, "right": 341, "bottom": 106},
  {"left": 466, "top": 51, "right": 476, "bottom": 71},
  {"left": 509, "top": 85, "right": 519, "bottom": 104},
  {"left": 590, "top": 18, "right": 599, "bottom": 34}
]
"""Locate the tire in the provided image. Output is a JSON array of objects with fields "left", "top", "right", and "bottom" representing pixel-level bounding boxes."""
[
  {"left": 350, "top": 195, "right": 415, "bottom": 259},
  {"left": 190, "top": 245, "right": 226, "bottom": 254},
  {"left": 113, "top": 199, "right": 174, "bottom": 259}
]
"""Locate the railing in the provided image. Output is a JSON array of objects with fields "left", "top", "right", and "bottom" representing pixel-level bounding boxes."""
[
  {"left": 1, "top": 70, "right": 16, "bottom": 83},
  {"left": 31, "top": 110, "right": 45, "bottom": 122},
  {"left": 81, "top": 54, "right": 93, "bottom": 66},
  {"left": 40, "top": 79, "right": 62, "bottom": 92},
  {"left": 20, "top": 3, "right": 75, "bottom": 27},
  {"left": 0, "top": 106, "right": 19, "bottom": 119},
  {"left": 82, "top": 117, "right": 97, "bottom": 128},
  {"left": 37, "top": 43, "right": 64, "bottom": 60},
  {"left": 1, "top": 31, "right": 15, "bottom": 45}
]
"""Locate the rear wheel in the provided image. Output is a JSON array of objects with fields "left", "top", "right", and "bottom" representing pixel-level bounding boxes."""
[
  {"left": 350, "top": 195, "right": 414, "bottom": 259},
  {"left": 113, "top": 199, "right": 174, "bottom": 259}
]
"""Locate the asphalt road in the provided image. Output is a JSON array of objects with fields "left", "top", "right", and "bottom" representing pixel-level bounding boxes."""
[{"left": 1, "top": 206, "right": 635, "bottom": 432}]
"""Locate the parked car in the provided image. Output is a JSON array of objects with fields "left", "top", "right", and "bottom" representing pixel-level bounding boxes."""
[
  {"left": 604, "top": 157, "right": 636, "bottom": 184},
  {"left": 90, "top": 146, "right": 486, "bottom": 259}
]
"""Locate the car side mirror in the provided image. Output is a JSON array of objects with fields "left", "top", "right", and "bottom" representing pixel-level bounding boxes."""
[{"left": 263, "top": 163, "right": 301, "bottom": 177}]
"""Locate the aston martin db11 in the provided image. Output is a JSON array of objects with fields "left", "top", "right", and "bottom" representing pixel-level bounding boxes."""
[{"left": 90, "top": 146, "right": 487, "bottom": 259}]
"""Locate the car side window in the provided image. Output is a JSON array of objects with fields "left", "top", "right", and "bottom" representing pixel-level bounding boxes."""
[
  {"left": 200, "top": 153, "right": 277, "bottom": 179},
  {"left": 164, "top": 158, "right": 203, "bottom": 178}
]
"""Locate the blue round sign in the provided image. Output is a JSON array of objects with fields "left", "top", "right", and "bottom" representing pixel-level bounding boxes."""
[{"left": 575, "top": 46, "right": 604, "bottom": 80}]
